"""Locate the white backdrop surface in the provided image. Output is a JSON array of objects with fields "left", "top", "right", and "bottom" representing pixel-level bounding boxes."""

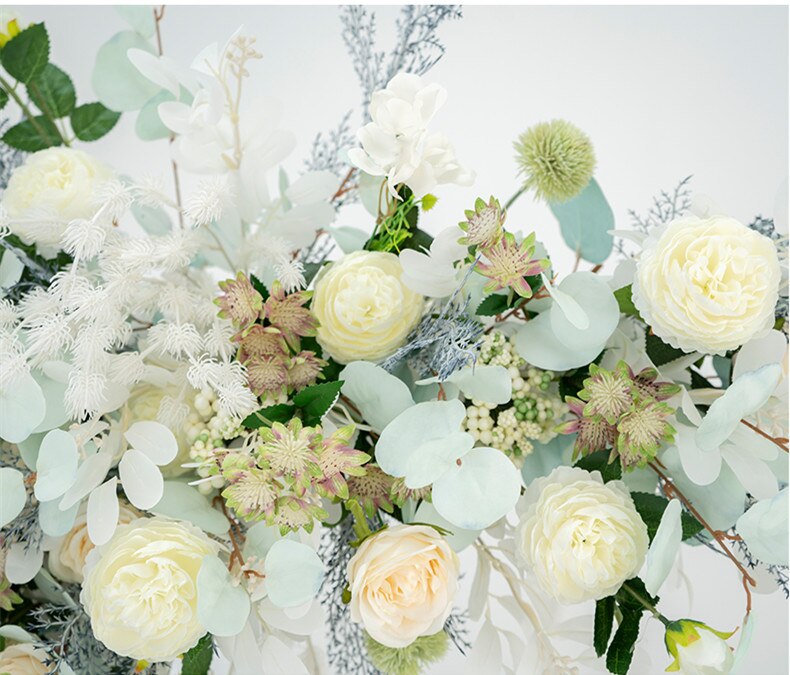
[{"left": 11, "top": 4, "right": 790, "bottom": 675}]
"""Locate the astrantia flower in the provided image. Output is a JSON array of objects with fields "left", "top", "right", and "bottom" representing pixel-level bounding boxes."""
[
  {"left": 616, "top": 399, "right": 677, "bottom": 469},
  {"left": 579, "top": 363, "right": 633, "bottom": 424},
  {"left": 515, "top": 119, "right": 595, "bottom": 203},
  {"left": 476, "top": 231, "right": 548, "bottom": 298},
  {"left": 315, "top": 423, "right": 370, "bottom": 499},
  {"left": 556, "top": 397, "right": 617, "bottom": 459},
  {"left": 235, "top": 324, "right": 289, "bottom": 362},
  {"left": 221, "top": 463, "right": 277, "bottom": 521},
  {"left": 347, "top": 464, "right": 395, "bottom": 517},
  {"left": 459, "top": 196, "right": 505, "bottom": 247},
  {"left": 215, "top": 272, "right": 263, "bottom": 329},
  {"left": 287, "top": 350, "right": 326, "bottom": 391},
  {"left": 257, "top": 418, "right": 321, "bottom": 485},
  {"left": 262, "top": 281, "right": 318, "bottom": 351},
  {"left": 245, "top": 354, "right": 289, "bottom": 400}
]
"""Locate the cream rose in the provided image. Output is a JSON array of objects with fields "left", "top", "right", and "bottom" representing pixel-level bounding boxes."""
[
  {"left": 48, "top": 501, "right": 138, "bottom": 583},
  {"left": 0, "top": 643, "right": 49, "bottom": 674},
  {"left": 81, "top": 517, "right": 218, "bottom": 661},
  {"left": 2, "top": 147, "right": 112, "bottom": 251},
  {"left": 312, "top": 250, "right": 424, "bottom": 363},
  {"left": 633, "top": 215, "right": 781, "bottom": 355},
  {"left": 347, "top": 524, "right": 459, "bottom": 648},
  {"left": 516, "top": 466, "right": 649, "bottom": 604}
]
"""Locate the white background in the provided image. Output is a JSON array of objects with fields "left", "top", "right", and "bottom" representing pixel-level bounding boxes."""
[{"left": 11, "top": 4, "right": 790, "bottom": 674}]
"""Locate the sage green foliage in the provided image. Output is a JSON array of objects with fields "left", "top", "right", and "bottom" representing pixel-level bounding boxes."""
[
  {"left": 0, "top": 22, "right": 120, "bottom": 151},
  {"left": 366, "top": 184, "right": 433, "bottom": 253},
  {"left": 365, "top": 630, "right": 449, "bottom": 675},
  {"left": 515, "top": 119, "right": 595, "bottom": 203}
]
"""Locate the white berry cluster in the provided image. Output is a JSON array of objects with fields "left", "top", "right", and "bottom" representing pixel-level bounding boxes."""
[
  {"left": 187, "top": 389, "right": 243, "bottom": 494},
  {"left": 463, "top": 331, "right": 566, "bottom": 467}
]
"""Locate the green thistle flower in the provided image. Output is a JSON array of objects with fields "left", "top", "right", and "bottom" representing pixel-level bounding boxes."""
[
  {"left": 458, "top": 196, "right": 505, "bottom": 247},
  {"left": 514, "top": 119, "right": 595, "bottom": 203},
  {"left": 365, "top": 631, "right": 449, "bottom": 675}
]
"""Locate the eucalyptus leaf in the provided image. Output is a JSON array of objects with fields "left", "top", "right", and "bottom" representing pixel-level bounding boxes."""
[
  {"left": 34, "top": 429, "right": 79, "bottom": 502},
  {"left": 0, "top": 372, "right": 46, "bottom": 443},
  {"left": 549, "top": 177, "right": 614, "bottom": 264},
  {"left": 340, "top": 361, "right": 414, "bottom": 431},
  {"left": 151, "top": 481, "right": 229, "bottom": 536},
  {"left": 91, "top": 31, "right": 160, "bottom": 111},
  {"left": 197, "top": 555, "right": 251, "bottom": 637},
  {"left": 264, "top": 539, "right": 324, "bottom": 608},
  {"left": 0, "top": 467, "right": 27, "bottom": 528}
]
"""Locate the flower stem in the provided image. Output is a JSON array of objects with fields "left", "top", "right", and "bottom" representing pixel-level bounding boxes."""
[
  {"left": 0, "top": 73, "right": 68, "bottom": 146},
  {"left": 619, "top": 580, "right": 669, "bottom": 625},
  {"left": 504, "top": 185, "right": 527, "bottom": 211},
  {"left": 740, "top": 419, "right": 788, "bottom": 453}
]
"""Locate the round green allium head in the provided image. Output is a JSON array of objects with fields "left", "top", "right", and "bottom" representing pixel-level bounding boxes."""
[{"left": 515, "top": 119, "right": 596, "bottom": 203}]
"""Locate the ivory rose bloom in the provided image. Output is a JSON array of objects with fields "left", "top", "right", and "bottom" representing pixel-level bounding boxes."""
[
  {"left": 347, "top": 524, "right": 460, "bottom": 648},
  {"left": 81, "top": 517, "right": 218, "bottom": 661},
  {"left": 633, "top": 215, "right": 781, "bottom": 355},
  {"left": 2, "top": 147, "right": 112, "bottom": 252},
  {"left": 665, "top": 620, "right": 735, "bottom": 675},
  {"left": 0, "top": 644, "right": 49, "bottom": 675},
  {"left": 48, "top": 501, "right": 138, "bottom": 583},
  {"left": 312, "top": 251, "right": 424, "bottom": 364},
  {"left": 516, "top": 466, "right": 648, "bottom": 603}
]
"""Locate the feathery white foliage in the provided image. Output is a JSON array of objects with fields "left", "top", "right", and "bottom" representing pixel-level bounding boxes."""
[
  {"left": 134, "top": 173, "right": 173, "bottom": 208},
  {"left": 185, "top": 176, "right": 233, "bottom": 226},
  {"left": 203, "top": 319, "right": 237, "bottom": 360},
  {"left": 0, "top": 298, "right": 19, "bottom": 328},
  {"left": 107, "top": 351, "right": 147, "bottom": 386},
  {"left": 61, "top": 217, "right": 109, "bottom": 262},
  {"left": 0, "top": 331, "right": 29, "bottom": 390},
  {"left": 148, "top": 321, "right": 204, "bottom": 359},
  {"left": 158, "top": 395, "right": 191, "bottom": 429},
  {"left": 93, "top": 179, "right": 133, "bottom": 221},
  {"left": 187, "top": 356, "right": 255, "bottom": 419},
  {"left": 65, "top": 368, "right": 107, "bottom": 419},
  {"left": 274, "top": 258, "right": 306, "bottom": 293}
]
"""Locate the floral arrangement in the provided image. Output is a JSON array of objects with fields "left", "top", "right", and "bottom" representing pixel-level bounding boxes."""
[{"left": 0, "top": 6, "right": 787, "bottom": 675}]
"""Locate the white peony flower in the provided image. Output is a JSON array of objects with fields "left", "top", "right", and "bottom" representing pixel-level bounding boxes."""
[
  {"left": 633, "top": 215, "right": 781, "bottom": 355},
  {"left": 665, "top": 620, "right": 735, "bottom": 675},
  {"left": 347, "top": 524, "right": 460, "bottom": 648},
  {"left": 348, "top": 72, "right": 474, "bottom": 198},
  {"left": 81, "top": 517, "right": 219, "bottom": 661},
  {"left": 312, "top": 250, "right": 424, "bottom": 363},
  {"left": 2, "top": 148, "right": 112, "bottom": 253},
  {"left": 48, "top": 500, "right": 139, "bottom": 583},
  {"left": 516, "top": 466, "right": 649, "bottom": 603},
  {"left": 0, "top": 643, "right": 48, "bottom": 675}
]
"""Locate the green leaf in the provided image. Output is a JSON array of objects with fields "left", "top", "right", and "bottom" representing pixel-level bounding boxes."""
[
  {"left": 70, "top": 102, "right": 121, "bottom": 141},
  {"left": 645, "top": 333, "right": 686, "bottom": 367},
  {"left": 0, "top": 89, "right": 8, "bottom": 111},
  {"left": 605, "top": 606, "right": 642, "bottom": 675},
  {"left": 594, "top": 596, "right": 615, "bottom": 657},
  {"left": 631, "top": 492, "right": 703, "bottom": 542},
  {"left": 181, "top": 634, "right": 213, "bottom": 675},
  {"left": 0, "top": 23, "right": 49, "bottom": 83},
  {"left": 2, "top": 116, "right": 61, "bottom": 151},
  {"left": 27, "top": 64, "right": 76, "bottom": 118},
  {"left": 476, "top": 293, "right": 513, "bottom": 317},
  {"left": 400, "top": 227, "right": 434, "bottom": 253},
  {"left": 242, "top": 403, "right": 296, "bottom": 430},
  {"left": 614, "top": 284, "right": 641, "bottom": 319},
  {"left": 91, "top": 30, "right": 160, "bottom": 111},
  {"left": 549, "top": 177, "right": 614, "bottom": 264},
  {"left": 249, "top": 274, "right": 270, "bottom": 301},
  {"left": 712, "top": 355, "right": 731, "bottom": 388},
  {"left": 575, "top": 449, "right": 622, "bottom": 482},
  {"left": 293, "top": 380, "right": 344, "bottom": 426}
]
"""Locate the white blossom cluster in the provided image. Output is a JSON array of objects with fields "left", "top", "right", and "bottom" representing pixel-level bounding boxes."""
[{"left": 462, "top": 331, "right": 566, "bottom": 466}]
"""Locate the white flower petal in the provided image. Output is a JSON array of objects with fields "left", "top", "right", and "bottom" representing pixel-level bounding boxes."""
[{"left": 644, "top": 499, "right": 683, "bottom": 595}]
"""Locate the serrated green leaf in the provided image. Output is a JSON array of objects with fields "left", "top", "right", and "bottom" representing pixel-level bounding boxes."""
[
  {"left": 614, "top": 284, "right": 641, "bottom": 319},
  {"left": 181, "top": 633, "right": 213, "bottom": 675},
  {"left": 605, "top": 606, "right": 642, "bottom": 675},
  {"left": 293, "top": 380, "right": 344, "bottom": 426},
  {"left": 631, "top": 491, "right": 703, "bottom": 542},
  {"left": 249, "top": 274, "right": 269, "bottom": 301},
  {"left": 645, "top": 333, "right": 686, "bottom": 367},
  {"left": 594, "top": 595, "right": 615, "bottom": 657},
  {"left": 27, "top": 63, "right": 75, "bottom": 118},
  {"left": 0, "top": 23, "right": 49, "bottom": 84},
  {"left": 242, "top": 403, "right": 296, "bottom": 430},
  {"left": 574, "top": 449, "right": 622, "bottom": 482},
  {"left": 70, "top": 102, "right": 121, "bottom": 141},
  {"left": 2, "top": 116, "right": 61, "bottom": 151},
  {"left": 549, "top": 177, "right": 614, "bottom": 264},
  {"left": 476, "top": 293, "right": 512, "bottom": 317},
  {"left": 0, "top": 89, "right": 8, "bottom": 111}
]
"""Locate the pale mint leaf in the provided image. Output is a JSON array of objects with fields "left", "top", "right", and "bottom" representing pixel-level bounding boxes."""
[
  {"left": 197, "top": 555, "right": 251, "bottom": 637},
  {"left": 264, "top": 539, "right": 324, "bottom": 608},
  {"left": 115, "top": 6, "right": 157, "bottom": 37},
  {"left": 432, "top": 447, "right": 522, "bottom": 530},
  {"left": 340, "top": 361, "right": 414, "bottom": 431},
  {"left": 736, "top": 489, "right": 787, "bottom": 566},
  {"left": 548, "top": 272, "right": 619, "bottom": 352},
  {"left": 39, "top": 498, "right": 79, "bottom": 537},
  {"left": 31, "top": 370, "right": 69, "bottom": 434},
  {"left": 91, "top": 31, "right": 160, "bottom": 111},
  {"left": 59, "top": 451, "right": 112, "bottom": 511},
  {"left": 135, "top": 89, "right": 175, "bottom": 140},
  {"left": 514, "top": 311, "right": 605, "bottom": 371},
  {"left": 644, "top": 498, "right": 682, "bottom": 595},
  {"left": 419, "top": 365, "right": 512, "bottom": 406},
  {"left": 118, "top": 448, "right": 163, "bottom": 509},
  {"left": 4, "top": 540, "right": 43, "bottom": 584},
  {"left": 151, "top": 481, "right": 229, "bottom": 536},
  {"left": 403, "top": 432, "right": 474, "bottom": 489},
  {"left": 34, "top": 429, "right": 79, "bottom": 502},
  {"left": 412, "top": 500, "right": 480, "bottom": 552},
  {"left": 87, "top": 478, "right": 119, "bottom": 545},
  {"left": 0, "top": 467, "right": 27, "bottom": 528},
  {"left": 125, "top": 420, "right": 178, "bottom": 465},
  {"left": 549, "top": 177, "right": 614, "bottom": 264},
  {"left": 0, "top": 372, "right": 46, "bottom": 443}
]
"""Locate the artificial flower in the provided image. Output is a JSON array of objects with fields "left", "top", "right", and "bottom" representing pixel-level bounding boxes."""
[
  {"left": 514, "top": 119, "right": 595, "bottom": 203},
  {"left": 476, "top": 231, "right": 548, "bottom": 298},
  {"left": 0, "top": 643, "right": 48, "bottom": 675},
  {"left": 399, "top": 225, "right": 467, "bottom": 298},
  {"left": 81, "top": 517, "right": 219, "bottom": 661},
  {"left": 312, "top": 250, "right": 424, "bottom": 363},
  {"left": 458, "top": 195, "right": 505, "bottom": 247},
  {"left": 664, "top": 620, "right": 735, "bottom": 674},
  {"left": 347, "top": 524, "right": 460, "bottom": 648},
  {"left": 348, "top": 72, "right": 474, "bottom": 198},
  {"left": 633, "top": 215, "right": 781, "bottom": 355},
  {"left": 516, "top": 466, "right": 649, "bottom": 603},
  {"left": 2, "top": 147, "right": 112, "bottom": 253}
]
